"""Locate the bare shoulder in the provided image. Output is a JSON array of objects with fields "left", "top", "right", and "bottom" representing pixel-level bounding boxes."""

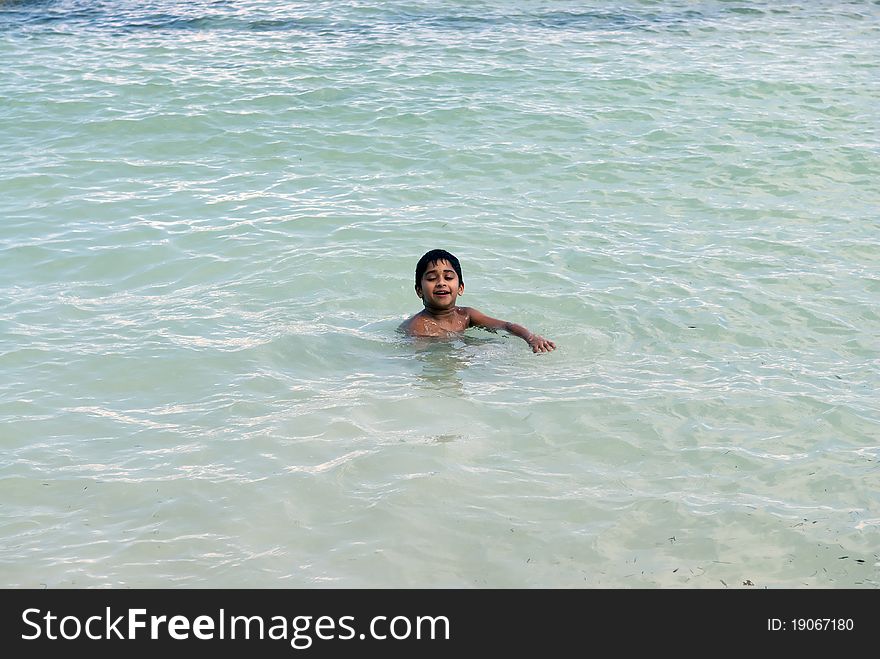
[
  {"left": 398, "top": 312, "right": 425, "bottom": 335},
  {"left": 457, "top": 306, "right": 477, "bottom": 323}
]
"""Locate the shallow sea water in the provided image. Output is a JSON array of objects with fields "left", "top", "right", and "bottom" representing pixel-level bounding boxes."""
[{"left": 1, "top": 0, "right": 878, "bottom": 588}]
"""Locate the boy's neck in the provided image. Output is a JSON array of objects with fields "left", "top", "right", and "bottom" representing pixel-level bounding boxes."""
[{"left": 422, "top": 306, "right": 456, "bottom": 319}]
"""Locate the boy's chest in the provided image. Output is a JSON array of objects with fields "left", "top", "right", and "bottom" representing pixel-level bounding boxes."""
[{"left": 415, "top": 309, "right": 469, "bottom": 335}]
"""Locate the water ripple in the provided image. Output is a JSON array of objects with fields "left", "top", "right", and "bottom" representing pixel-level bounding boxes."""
[{"left": 1, "top": 0, "right": 878, "bottom": 588}]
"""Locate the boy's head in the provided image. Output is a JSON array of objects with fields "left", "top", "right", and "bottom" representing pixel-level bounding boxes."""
[
  {"left": 414, "top": 249, "right": 464, "bottom": 307},
  {"left": 415, "top": 249, "right": 463, "bottom": 287}
]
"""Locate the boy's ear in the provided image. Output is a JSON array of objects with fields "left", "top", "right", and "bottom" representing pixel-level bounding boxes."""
[{"left": 415, "top": 284, "right": 422, "bottom": 298}]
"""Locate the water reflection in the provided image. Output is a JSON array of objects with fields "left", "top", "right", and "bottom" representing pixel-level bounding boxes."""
[
  {"left": 406, "top": 332, "right": 494, "bottom": 394},
  {"left": 410, "top": 336, "right": 468, "bottom": 394}
]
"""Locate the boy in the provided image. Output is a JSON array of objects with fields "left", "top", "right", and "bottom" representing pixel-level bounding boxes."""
[{"left": 399, "top": 249, "right": 556, "bottom": 354}]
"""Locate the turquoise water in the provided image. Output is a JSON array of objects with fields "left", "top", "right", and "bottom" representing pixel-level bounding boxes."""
[{"left": 1, "top": 0, "right": 878, "bottom": 588}]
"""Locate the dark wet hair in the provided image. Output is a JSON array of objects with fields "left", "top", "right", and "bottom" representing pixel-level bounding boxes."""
[{"left": 415, "top": 249, "right": 463, "bottom": 288}]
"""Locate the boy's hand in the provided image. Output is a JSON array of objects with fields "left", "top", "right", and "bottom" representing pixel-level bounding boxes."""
[{"left": 528, "top": 335, "right": 556, "bottom": 353}]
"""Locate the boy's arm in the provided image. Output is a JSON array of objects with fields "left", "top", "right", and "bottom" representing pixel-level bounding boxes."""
[{"left": 466, "top": 308, "right": 556, "bottom": 353}]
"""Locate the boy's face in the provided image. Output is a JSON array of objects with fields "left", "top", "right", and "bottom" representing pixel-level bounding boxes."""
[{"left": 416, "top": 259, "right": 463, "bottom": 310}]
